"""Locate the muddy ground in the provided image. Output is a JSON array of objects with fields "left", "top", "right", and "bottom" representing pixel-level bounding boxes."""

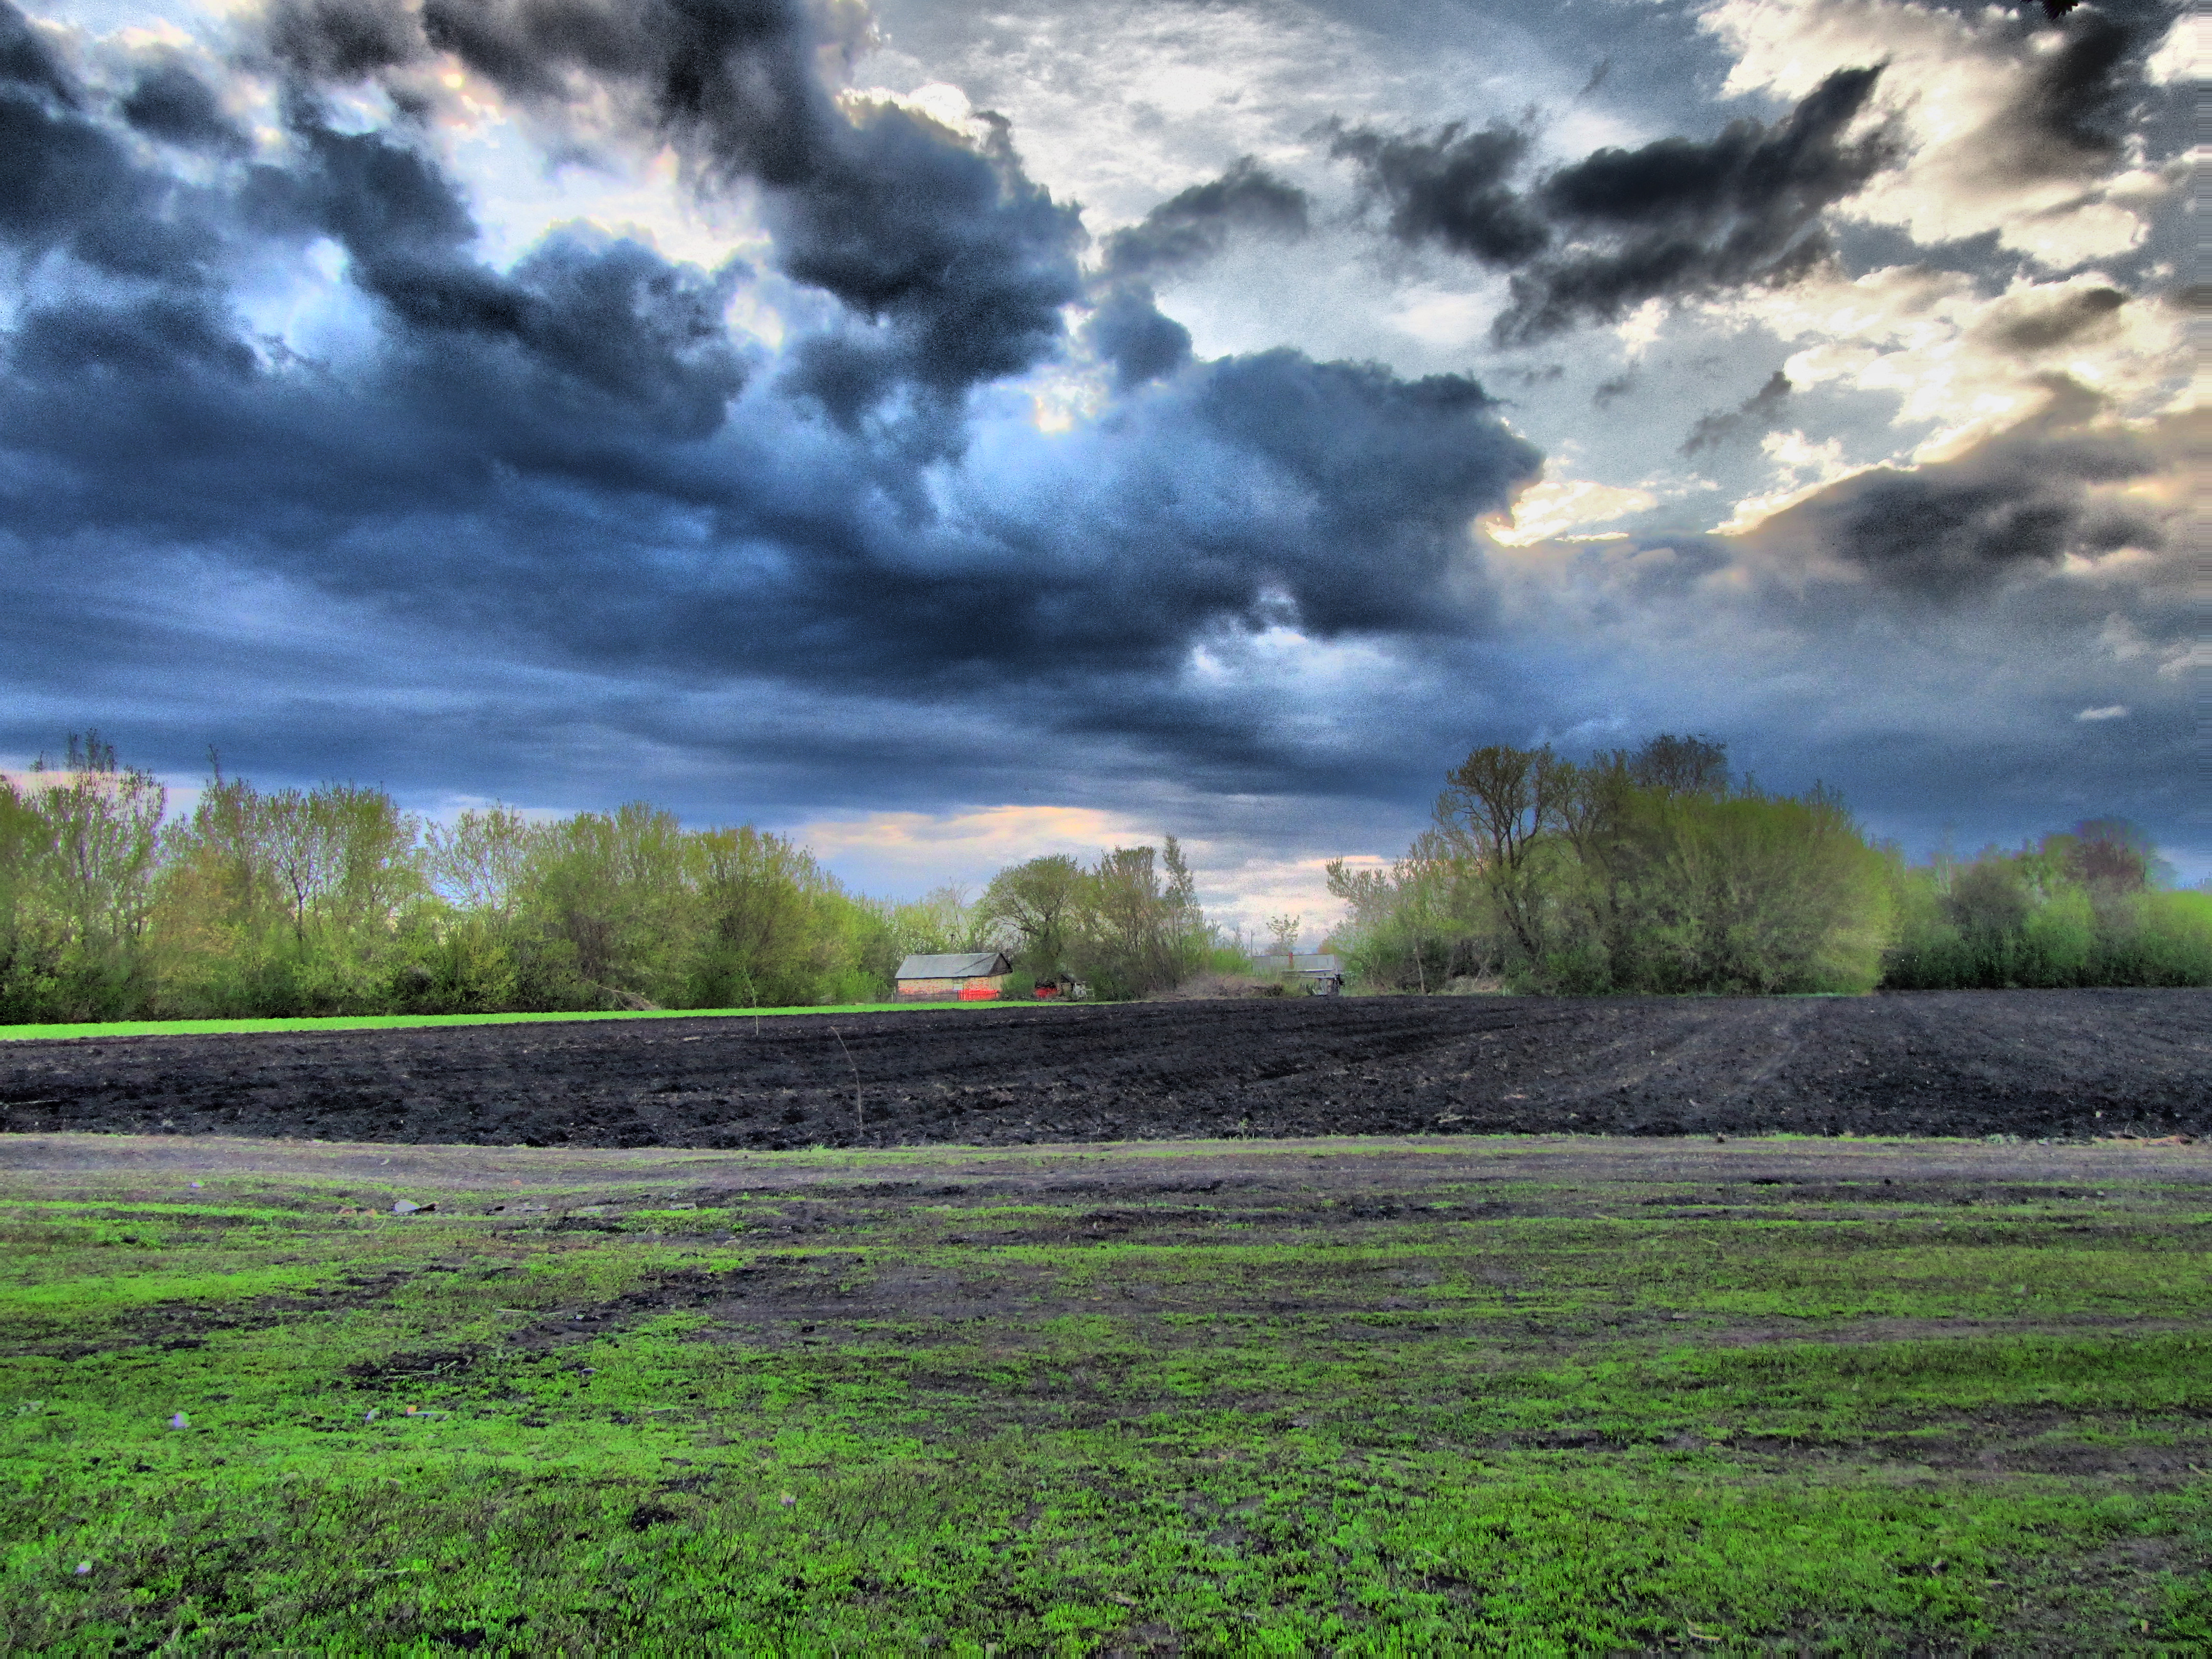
[
  {"left": 1, "top": 988, "right": 2203, "bottom": 1150},
  {"left": 6, "top": 1131, "right": 2207, "bottom": 1373}
]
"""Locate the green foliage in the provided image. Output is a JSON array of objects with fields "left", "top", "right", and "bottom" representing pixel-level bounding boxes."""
[
  {"left": 1585, "top": 784, "right": 1895, "bottom": 994},
  {"left": 387, "top": 913, "right": 522, "bottom": 1015},
  {"left": 1339, "top": 739, "right": 2202, "bottom": 996},
  {"left": 971, "top": 841, "right": 1220, "bottom": 999},
  {"left": 1882, "top": 823, "right": 2210, "bottom": 989},
  {"left": 1065, "top": 837, "right": 1211, "bottom": 999},
  {"left": 4, "top": 737, "right": 1243, "bottom": 1022},
  {"left": 685, "top": 825, "right": 855, "bottom": 1009},
  {"left": 979, "top": 854, "right": 1085, "bottom": 982},
  {"left": 1326, "top": 834, "right": 1495, "bottom": 992},
  {"left": 1341, "top": 736, "right": 1896, "bottom": 995},
  {"left": 0, "top": 735, "right": 166, "bottom": 1022}
]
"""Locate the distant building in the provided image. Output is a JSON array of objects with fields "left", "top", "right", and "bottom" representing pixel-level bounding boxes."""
[
  {"left": 1256, "top": 952, "right": 1345, "bottom": 994},
  {"left": 894, "top": 950, "right": 1016, "bottom": 1002}
]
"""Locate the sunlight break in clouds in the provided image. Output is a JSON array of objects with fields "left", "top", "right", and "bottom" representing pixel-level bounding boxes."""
[
  {"left": 1485, "top": 477, "right": 1658, "bottom": 546},
  {"left": 793, "top": 806, "right": 1161, "bottom": 896}
]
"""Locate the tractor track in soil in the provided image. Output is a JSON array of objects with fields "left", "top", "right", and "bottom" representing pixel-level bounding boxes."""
[{"left": 0, "top": 988, "right": 2203, "bottom": 1150}]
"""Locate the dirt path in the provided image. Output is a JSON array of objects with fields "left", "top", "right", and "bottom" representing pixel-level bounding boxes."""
[
  {"left": 2, "top": 1125, "right": 2202, "bottom": 1201},
  {"left": 2, "top": 988, "right": 2203, "bottom": 1150}
]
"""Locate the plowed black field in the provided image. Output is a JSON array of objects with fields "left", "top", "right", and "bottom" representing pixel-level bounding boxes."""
[{"left": 2, "top": 988, "right": 2204, "bottom": 1148}]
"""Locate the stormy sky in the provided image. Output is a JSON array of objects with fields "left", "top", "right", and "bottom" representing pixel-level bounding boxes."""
[{"left": 2, "top": 0, "right": 2197, "bottom": 925}]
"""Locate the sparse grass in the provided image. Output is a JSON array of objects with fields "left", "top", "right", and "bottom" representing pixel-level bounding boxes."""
[
  {"left": 1, "top": 1138, "right": 2204, "bottom": 1652},
  {"left": 0, "top": 1002, "right": 1006, "bottom": 1044}
]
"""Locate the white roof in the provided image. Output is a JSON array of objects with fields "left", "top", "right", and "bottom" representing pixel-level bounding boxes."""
[
  {"left": 895, "top": 951, "right": 1013, "bottom": 980},
  {"left": 1258, "top": 953, "right": 1342, "bottom": 973}
]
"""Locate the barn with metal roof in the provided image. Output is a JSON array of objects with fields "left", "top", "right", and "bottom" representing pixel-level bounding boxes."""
[{"left": 894, "top": 950, "right": 1015, "bottom": 1001}]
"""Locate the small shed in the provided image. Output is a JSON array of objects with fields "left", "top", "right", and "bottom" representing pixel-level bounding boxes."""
[
  {"left": 895, "top": 950, "right": 1015, "bottom": 1002},
  {"left": 1257, "top": 952, "right": 1345, "bottom": 993}
]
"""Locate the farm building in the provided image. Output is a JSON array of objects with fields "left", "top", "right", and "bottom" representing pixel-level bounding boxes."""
[
  {"left": 1256, "top": 953, "right": 1345, "bottom": 993},
  {"left": 894, "top": 950, "right": 1015, "bottom": 1002}
]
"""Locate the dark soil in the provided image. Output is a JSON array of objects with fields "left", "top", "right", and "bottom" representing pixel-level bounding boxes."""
[{"left": 1, "top": 988, "right": 2203, "bottom": 1149}]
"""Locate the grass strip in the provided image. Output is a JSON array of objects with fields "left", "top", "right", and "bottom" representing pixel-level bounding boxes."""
[{"left": 0, "top": 1002, "right": 1012, "bottom": 1044}]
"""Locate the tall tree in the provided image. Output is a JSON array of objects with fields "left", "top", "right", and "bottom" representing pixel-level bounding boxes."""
[
  {"left": 1433, "top": 743, "right": 1572, "bottom": 964},
  {"left": 980, "top": 855, "right": 1086, "bottom": 975}
]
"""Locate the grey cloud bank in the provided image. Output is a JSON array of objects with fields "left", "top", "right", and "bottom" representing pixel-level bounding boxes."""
[{"left": 1, "top": 0, "right": 2198, "bottom": 895}]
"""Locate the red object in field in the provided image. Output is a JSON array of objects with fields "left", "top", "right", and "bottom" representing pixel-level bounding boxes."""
[
  {"left": 1034, "top": 985, "right": 1059, "bottom": 998},
  {"left": 957, "top": 986, "right": 998, "bottom": 1001}
]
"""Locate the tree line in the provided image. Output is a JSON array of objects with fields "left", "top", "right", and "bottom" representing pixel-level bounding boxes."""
[
  {"left": 0, "top": 737, "right": 1227, "bottom": 1023},
  {"left": 1327, "top": 735, "right": 2210, "bottom": 994},
  {"left": 7, "top": 731, "right": 2202, "bottom": 1024}
]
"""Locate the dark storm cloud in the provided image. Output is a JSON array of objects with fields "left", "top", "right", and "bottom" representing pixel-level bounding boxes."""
[
  {"left": 2019, "top": 12, "right": 2134, "bottom": 167},
  {"left": 121, "top": 60, "right": 249, "bottom": 154},
  {"left": 1916, "top": 2, "right": 2184, "bottom": 188},
  {"left": 1082, "top": 282, "right": 1191, "bottom": 389},
  {"left": 262, "top": 0, "right": 424, "bottom": 81},
  {"left": 1, "top": 309, "right": 1540, "bottom": 788},
  {"left": 1083, "top": 158, "right": 1306, "bottom": 392},
  {"left": 0, "top": 6, "right": 223, "bottom": 281},
  {"left": 1993, "top": 8, "right": 2153, "bottom": 180},
  {"left": 1496, "top": 67, "right": 1898, "bottom": 344},
  {"left": 1982, "top": 284, "right": 2128, "bottom": 352},
  {"left": 1331, "top": 69, "right": 1898, "bottom": 344},
  {"left": 412, "top": 0, "right": 854, "bottom": 186},
  {"left": 413, "top": 0, "right": 1082, "bottom": 411},
  {"left": 0, "top": 0, "right": 1543, "bottom": 767},
  {"left": 769, "top": 107, "right": 1081, "bottom": 416},
  {"left": 1681, "top": 369, "right": 1792, "bottom": 456},
  {"left": 258, "top": 116, "right": 752, "bottom": 437},
  {"left": 1181, "top": 353, "right": 1540, "bottom": 637},
  {"left": 1736, "top": 379, "right": 2163, "bottom": 600},
  {"left": 1099, "top": 156, "right": 1310, "bottom": 280},
  {"left": 12, "top": 288, "right": 258, "bottom": 381},
  {"left": 0, "top": 0, "right": 68, "bottom": 99},
  {"left": 1328, "top": 119, "right": 1549, "bottom": 265},
  {"left": 254, "top": 0, "right": 1084, "bottom": 423},
  {"left": 242, "top": 113, "right": 476, "bottom": 272},
  {"left": 562, "top": 349, "right": 1535, "bottom": 684}
]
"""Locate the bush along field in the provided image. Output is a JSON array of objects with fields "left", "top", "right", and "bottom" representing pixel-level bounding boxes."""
[
  {"left": 7, "top": 728, "right": 2205, "bottom": 1033},
  {"left": 1326, "top": 735, "right": 2211, "bottom": 997},
  {"left": 3, "top": 1136, "right": 2206, "bottom": 1652},
  {"left": 0, "top": 734, "right": 1221, "bottom": 1027}
]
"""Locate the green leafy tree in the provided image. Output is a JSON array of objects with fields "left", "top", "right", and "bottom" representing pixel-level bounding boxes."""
[
  {"left": 1326, "top": 832, "right": 1495, "bottom": 991},
  {"left": 980, "top": 855, "right": 1086, "bottom": 981},
  {"left": 1883, "top": 819, "right": 2208, "bottom": 989},
  {"left": 1333, "top": 735, "right": 1897, "bottom": 995},
  {"left": 1069, "top": 839, "right": 1210, "bottom": 998},
  {"left": 1432, "top": 742, "right": 1576, "bottom": 967},
  {"left": 422, "top": 806, "right": 544, "bottom": 918},
  {"left": 686, "top": 825, "right": 847, "bottom": 1008},
  {"left": 0, "top": 734, "right": 167, "bottom": 1020},
  {"left": 520, "top": 803, "right": 692, "bottom": 1007}
]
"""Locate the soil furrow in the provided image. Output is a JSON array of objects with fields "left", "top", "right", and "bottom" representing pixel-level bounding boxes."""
[{"left": 1, "top": 988, "right": 2203, "bottom": 1148}]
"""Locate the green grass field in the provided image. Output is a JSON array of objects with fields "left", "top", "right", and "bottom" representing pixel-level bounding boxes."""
[
  {"left": 0, "top": 1002, "right": 999, "bottom": 1045},
  {"left": 2, "top": 1135, "right": 2204, "bottom": 1653}
]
